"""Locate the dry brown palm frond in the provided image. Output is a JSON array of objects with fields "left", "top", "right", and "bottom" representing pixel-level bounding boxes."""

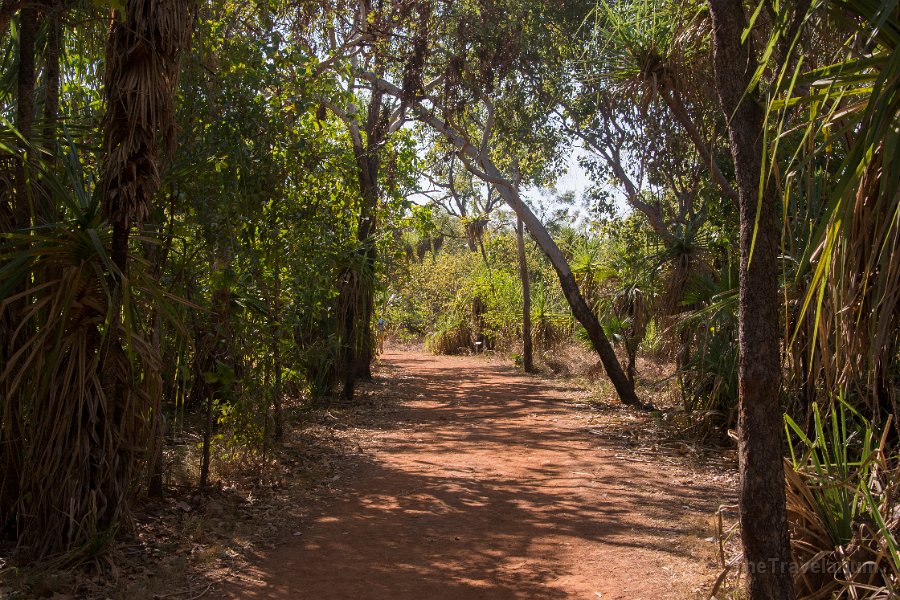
[
  {"left": 0, "top": 0, "right": 196, "bottom": 559},
  {"left": 101, "top": 0, "right": 196, "bottom": 231},
  {"left": 784, "top": 463, "right": 843, "bottom": 598},
  {"left": 0, "top": 225, "right": 164, "bottom": 559},
  {"left": 784, "top": 443, "right": 900, "bottom": 598},
  {"left": 425, "top": 322, "right": 473, "bottom": 355},
  {"left": 766, "top": 2, "right": 900, "bottom": 425},
  {"left": 829, "top": 147, "right": 899, "bottom": 421}
]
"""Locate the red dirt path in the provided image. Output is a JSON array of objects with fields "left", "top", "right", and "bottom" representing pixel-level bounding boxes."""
[{"left": 225, "top": 350, "right": 725, "bottom": 599}]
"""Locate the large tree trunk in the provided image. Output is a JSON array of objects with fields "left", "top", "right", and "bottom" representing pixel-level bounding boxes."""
[
  {"left": 708, "top": 1, "right": 795, "bottom": 598},
  {"left": 516, "top": 217, "right": 533, "bottom": 372},
  {"left": 97, "top": 0, "right": 194, "bottom": 529}
]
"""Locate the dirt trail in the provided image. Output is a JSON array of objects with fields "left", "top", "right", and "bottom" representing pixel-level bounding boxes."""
[{"left": 226, "top": 350, "right": 726, "bottom": 599}]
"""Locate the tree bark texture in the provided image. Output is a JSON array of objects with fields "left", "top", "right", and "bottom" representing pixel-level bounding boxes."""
[
  {"left": 516, "top": 217, "right": 533, "bottom": 372},
  {"left": 708, "top": 1, "right": 795, "bottom": 597}
]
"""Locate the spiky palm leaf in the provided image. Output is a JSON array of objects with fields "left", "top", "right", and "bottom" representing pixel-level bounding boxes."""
[
  {"left": 763, "top": 1, "right": 900, "bottom": 419},
  {"left": 0, "top": 0, "right": 195, "bottom": 558}
]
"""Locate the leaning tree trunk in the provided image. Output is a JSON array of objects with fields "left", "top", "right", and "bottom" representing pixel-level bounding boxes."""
[
  {"left": 708, "top": 1, "right": 795, "bottom": 598},
  {"left": 482, "top": 167, "right": 642, "bottom": 407},
  {"left": 516, "top": 217, "right": 533, "bottom": 372},
  {"left": 360, "top": 73, "right": 644, "bottom": 409}
]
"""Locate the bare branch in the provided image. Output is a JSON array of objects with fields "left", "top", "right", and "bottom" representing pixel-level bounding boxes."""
[
  {"left": 319, "top": 98, "right": 365, "bottom": 148},
  {"left": 480, "top": 96, "right": 495, "bottom": 157}
]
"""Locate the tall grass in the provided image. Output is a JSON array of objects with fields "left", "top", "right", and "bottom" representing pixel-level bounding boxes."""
[{"left": 784, "top": 399, "right": 899, "bottom": 597}]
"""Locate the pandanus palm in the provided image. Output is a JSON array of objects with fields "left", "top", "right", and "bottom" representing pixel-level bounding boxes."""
[
  {"left": 583, "top": 0, "right": 739, "bottom": 205},
  {"left": 763, "top": 1, "right": 900, "bottom": 422},
  {"left": 0, "top": 0, "right": 194, "bottom": 557}
]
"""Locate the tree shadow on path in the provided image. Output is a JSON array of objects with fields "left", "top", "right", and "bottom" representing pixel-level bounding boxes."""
[{"left": 226, "top": 350, "right": 731, "bottom": 600}]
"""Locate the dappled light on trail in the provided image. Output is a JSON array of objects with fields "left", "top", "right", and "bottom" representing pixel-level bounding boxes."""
[{"left": 225, "top": 350, "right": 727, "bottom": 599}]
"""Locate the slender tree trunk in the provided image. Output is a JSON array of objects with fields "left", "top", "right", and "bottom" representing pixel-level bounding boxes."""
[
  {"left": 473, "top": 232, "right": 496, "bottom": 351},
  {"left": 42, "top": 0, "right": 61, "bottom": 146},
  {"left": 485, "top": 167, "right": 643, "bottom": 408},
  {"left": 145, "top": 222, "right": 171, "bottom": 498},
  {"left": 0, "top": 4, "right": 37, "bottom": 535},
  {"left": 199, "top": 385, "right": 214, "bottom": 488},
  {"left": 338, "top": 261, "right": 361, "bottom": 402},
  {"left": 147, "top": 310, "right": 166, "bottom": 498},
  {"left": 202, "top": 251, "right": 231, "bottom": 488},
  {"left": 466, "top": 217, "right": 487, "bottom": 351},
  {"left": 342, "top": 91, "right": 383, "bottom": 395},
  {"left": 37, "top": 0, "right": 61, "bottom": 224},
  {"left": 353, "top": 155, "right": 379, "bottom": 382},
  {"left": 708, "top": 1, "right": 795, "bottom": 598},
  {"left": 356, "top": 244, "right": 376, "bottom": 381},
  {"left": 14, "top": 4, "right": 35, "bottom": 226},
  {"left": 271, "top": 266, "right": 284, "bottom": 441},
  {"left": 626, "top": 340, "right": 637, "bottom": 384},
  {"left": 516, "top": 217, "right": 533, "bottom": 372}
]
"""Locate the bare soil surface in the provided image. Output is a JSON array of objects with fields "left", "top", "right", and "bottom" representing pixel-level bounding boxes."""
[{"left": 224, "top": 350, "right": 733, "bottom": 599}]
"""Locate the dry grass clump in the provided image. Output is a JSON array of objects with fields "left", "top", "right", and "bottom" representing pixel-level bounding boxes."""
[
  {"left": 536, "top": 341, "right": 599, "bottom": 377},
  {"left": 712, "top": 406, "right": 900, "bottom": 599},
  {"left": 425, "top": 323, "right": 473, "bottom": 355},
  {"left": 785, "top": 466, "right": 899, "bottom": 598}
]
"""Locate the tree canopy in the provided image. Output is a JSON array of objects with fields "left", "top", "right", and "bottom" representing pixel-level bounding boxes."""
[{"left": 0, "top": 1, "right": 898, "bottom": 598}]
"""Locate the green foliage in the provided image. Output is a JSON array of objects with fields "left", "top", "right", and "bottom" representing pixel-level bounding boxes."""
[
  {"left": 784, "top": 399, "right": 900, "bottom": 595},
  {"left": 785, "top": 400, "right": 876, "bottom": 547},
  {"left": 390, "top": 213, "right": 571, "bottom": 355},
  {"left": 0, "top": 1, "right": 897, "bottom": 588},
  {"left": 0, "top": 0, "right": 420, "bottom": 556}
]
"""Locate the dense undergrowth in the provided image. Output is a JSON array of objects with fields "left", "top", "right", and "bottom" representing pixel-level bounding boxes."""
[{"left": 0, "top": 0, "right": 897, "bottom": 597}]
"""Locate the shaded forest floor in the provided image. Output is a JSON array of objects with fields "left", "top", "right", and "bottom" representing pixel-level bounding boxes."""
[{"left": 1, "top": 348, "right": 738, "bottom": 599}]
